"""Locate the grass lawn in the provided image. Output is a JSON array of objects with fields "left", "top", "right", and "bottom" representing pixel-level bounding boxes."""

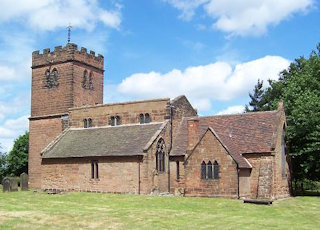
[{"left": 0, "top": 191, "right": 319, "bottom": 230}]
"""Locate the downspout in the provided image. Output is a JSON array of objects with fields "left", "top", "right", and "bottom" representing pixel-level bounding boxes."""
[
  {"left": 138, "top": 156, "right": 141, "bottom": 195},
  {"left": 167, "top": 105, "right": 174, "bottom": 193},
  {"left": 237, "top": 163, "right": 240, "bottom": 199}
]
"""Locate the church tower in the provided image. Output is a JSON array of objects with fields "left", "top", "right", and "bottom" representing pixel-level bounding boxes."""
[{"left": 29, "top": 43, "right": 104, "bottom": 189}]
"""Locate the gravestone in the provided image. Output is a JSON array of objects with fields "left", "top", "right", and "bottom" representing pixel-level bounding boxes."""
[
  {"left": 9, "top": 177, "right": 18, "bottom": 192},
  {"left": 20, "top": 173, "right": 28, "bottom": 191},
  {"left": 2, "top": 177, "right": 11, "bottom": 192}
]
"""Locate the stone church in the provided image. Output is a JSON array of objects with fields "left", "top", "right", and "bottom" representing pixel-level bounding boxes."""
[{"left": 29, "top": 43, "right": 291, "bottom": 199}]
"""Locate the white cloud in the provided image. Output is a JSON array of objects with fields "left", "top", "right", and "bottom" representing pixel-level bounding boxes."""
[
  {"left": 0, "top": 0, "right": 122, "bottom": 31},
  {"left": 0, "top": 115, "right": 29, "bottom": 152},
  {"left": 117, "top": 55, "right": 290, "bottom": 112},
  {"left": 164, "top": 0, "right": 313, "bottom": 36},
  {"left": 217, "top": 105, "right": 245, "bottom": 115}
]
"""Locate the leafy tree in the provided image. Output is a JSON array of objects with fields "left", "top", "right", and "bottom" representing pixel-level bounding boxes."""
[
  {"left": 6, "top": 132, "right": 29, "bottom": 177},
  {"left": 246, "top": 44, "right": 320, "bottom": 183},
  {"left": 0, "top": 146, "right": 7, "bottom": 183}
]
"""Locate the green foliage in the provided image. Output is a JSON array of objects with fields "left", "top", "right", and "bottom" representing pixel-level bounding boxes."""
[
  {"left": 245, "top": 79, "right": 266, "bottom": 112},
  {"left": 246, "top": 44, "right": 320, "bottom": 182},
  {"left": 6, "top": 132, "right": 29, "bottom": 177},
  {"left": 0, "top": 147, "right": 7, "bottom": 183}
]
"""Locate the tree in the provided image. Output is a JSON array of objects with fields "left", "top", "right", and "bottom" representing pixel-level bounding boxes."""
[
  {"left": 246, "top": 44, "right": 320, "bottom": 183},
  {"left": 245, "top": 79, "right": 265, "bottom": 112},
  {"left": 6, "top": 132, "right": 29, "bottom": 177},
  {"left": 0, "top": 146, "right": 7, "bottom": 183}
]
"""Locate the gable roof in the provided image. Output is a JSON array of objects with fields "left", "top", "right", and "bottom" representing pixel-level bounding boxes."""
[
  {"left": 172, "top": 109, "right": 284, "bottom": 168},
  {"left": 42, "top": 122, "right": 165, "bottom": 159}
]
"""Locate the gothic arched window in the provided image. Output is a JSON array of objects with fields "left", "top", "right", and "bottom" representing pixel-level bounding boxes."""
[
  {"left": 207, "top": 161, "right": 213, "bottom": 179},
  {"left": 139, "top": 113, "right": 144, "bottom": 124},
  {"left": 110, "top": 116, "right": 115, "bottom": 126},
  {"left": 213, "top": 161, "right": 219, "bottom": 179},
  {"left": 201, "top": 161, "right": 206, "bottom": 179},
  {"left": 83, "top": 70, "right": 88, "bottom": 88},
  {"left": 89, "top": 72, "right": 93, "bottom": 89},
  {"left": 115, "top": 116, "right": 121, "bottom": 126},
  {"left": 45, "top": 69, "right": 51, "bottom": 87},
  {"left": 156, "top": 138, "right": 166, "bottom": 172},
  {"left": 51, "top": 68, "right": 59, "bottom": 87},
  {"left": 145, "top": 113, "right": 150, "bottom": 123},
  {"left": 88, "top": 118, "right": 92, "bottom": 127}
]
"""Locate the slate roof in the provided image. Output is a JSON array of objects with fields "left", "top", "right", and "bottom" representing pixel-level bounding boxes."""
[
  {"left": 42, "top": 122, "right": 165, "bottom": 158},
  {"left": 172, "top": 110, "right": 283, "bottom": 168}
]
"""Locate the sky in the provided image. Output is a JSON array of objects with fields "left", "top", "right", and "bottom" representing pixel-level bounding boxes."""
[{"left": 0, "top": 0, "right": 319, "bottom": 152}]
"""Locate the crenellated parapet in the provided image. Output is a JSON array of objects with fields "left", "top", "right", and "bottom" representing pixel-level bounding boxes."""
[{"left": 32, "top": 43, "right": 104, "bottom": 70}]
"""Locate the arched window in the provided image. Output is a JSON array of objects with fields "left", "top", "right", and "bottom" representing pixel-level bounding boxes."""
[
  {"left": 145, "top": 113, "right": 150, "bottom": 123},
  {"left": 213, "top": 161, "right": 219, "bottom": 179},
  {"left": 201, "top": 161, "right": 206, "bottom": 179},
  {"left": 83, "top": 119, "right": 88, "bottom": 128},
  {"left": 207, "top": 161, "right": 213, "bottom": 179},
  {"left": 88, "top": 118, "right": 92, "bottom": 127},
  {"left": 110, "top": 116, "right": 115, "bottom": 126},
  {"left": 139, "top": 113, "right": 144, "bottom": 124},
  {"left": 83, "top": 70, "right": 88, "bottom": 88},
  {"left": 51, "top": 68, "right": 59, "bottom": 87},
  {"left": 89, "top": 72, "right": 93, "bottom": 89},
  {"left": 156, "top": 138, "right": 166, "bottom": 172},
  {"left": 45, "top": 69, "right": 51, "bottom": 87},
  {"left": 115, "top": 116, "right": 121, "bottom": 126}
]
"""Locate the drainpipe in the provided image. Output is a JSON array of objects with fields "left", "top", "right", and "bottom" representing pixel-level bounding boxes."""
[
  {"left": 237, "top": 163, "right": 240, "bottom": 199},
  {"left": 167, "top": 105, "right": 175, "bottom": 193},
  {"left": 138, "top": 156, "right": 141, "bottom": 195}
]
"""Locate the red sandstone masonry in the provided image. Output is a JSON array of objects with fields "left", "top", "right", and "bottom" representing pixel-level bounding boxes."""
[{"left": 184, "top": 130, "right": 238, "bottom": 197}]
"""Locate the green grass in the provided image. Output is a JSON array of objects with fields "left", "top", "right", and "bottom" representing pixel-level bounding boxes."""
[{"left": 0, "top": 191, "right": 319, "bottom": 230}]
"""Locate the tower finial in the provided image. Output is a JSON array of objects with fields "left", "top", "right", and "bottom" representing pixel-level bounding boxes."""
[{"left": 67, "top": 24, "right": 73, "bottom": 43}]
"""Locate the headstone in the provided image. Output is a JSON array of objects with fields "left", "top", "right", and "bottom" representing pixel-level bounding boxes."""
[
  {"left": 9, "top": 177, "right": 18, "bottom": 192},
  {"left": 2, "top": 177, "right": 11, "bottom": 192},
  {"left": 20, "top": 173, "right": 29, "bottom": 191}
]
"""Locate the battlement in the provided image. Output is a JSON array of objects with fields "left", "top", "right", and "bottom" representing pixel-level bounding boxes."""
[{"left": 32, "top": 43, "right": 104, "bottom": 70}]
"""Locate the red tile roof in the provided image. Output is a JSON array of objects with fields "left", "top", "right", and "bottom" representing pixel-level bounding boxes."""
[{"left": 172, "top": 109, "right": 283, "bottom": 168}]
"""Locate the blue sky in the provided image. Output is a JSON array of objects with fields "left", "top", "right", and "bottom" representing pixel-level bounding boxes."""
[{"left": 0, "top": 0, "right": 319, "bottom": 152}]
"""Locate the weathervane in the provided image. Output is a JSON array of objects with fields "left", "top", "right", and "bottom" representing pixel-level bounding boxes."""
[{"left": 67, "top": 24, "right": 73, "bottom": 43}]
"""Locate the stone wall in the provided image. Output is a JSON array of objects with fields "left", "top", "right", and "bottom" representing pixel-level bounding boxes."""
[
  {"left": 69, "top": 98, "right": 170, "bottom": 128},
  {"left": 29, "top": 118, "right": 63, "bottom": 189},
  {"left": 184, "top": 130, "right": 238, "bottom": 197},
  {"left": 42, "top": 156, "right": 140, "bottom": 194}
]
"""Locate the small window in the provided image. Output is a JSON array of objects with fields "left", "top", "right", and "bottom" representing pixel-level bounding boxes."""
[
  {"left": 83, "top": 119, "right": 88, "bottom": 128},
  {"left": 139, "top": 114, "right": 144, "bottom": 124},
  {"left": 213, "top": 161, "right": 219, "bottom": 179},
  {"left": 201, "top": 161, "right": 206, "bottom": 179},
  {"left": 156, "top": 138, "right": 166, "bottom": 172},
  {"left": 207, "top": 161, "right": 213, "bottom": 179},
  {"left": 91, "top": 162, "right": 95, "bottom": 179},
  {"left": 45, "top": 69, "right": 51, "bottom": 87},
  {"left": 88, "top": 118, "right": 92, "bottom": 127},
  {"left": 83, "top": 70, "right": 88, "bottom": 88},
  {"left": 115, "top": 116, "right": 121, "bottom": 126},
  {"left": 176, "top": 161, "right": 180, "bottom": 180},
  {"left": 110, "top": 116, "right": 115, "bottom": 126},
  {"left": 52, "top": 68, "right": 59, "bottom": 87},
  {"left": 145, "top": 113, "right": 150, "bottom": 123},
  {"left": 95, "top": 162, "right": 99, "bottom": 179},
  {"left": 91, "top": 161, "right": 99, "bottom": 179},
  {"left": 89, "top": 72, "right": 93, "bottom": 89}
]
